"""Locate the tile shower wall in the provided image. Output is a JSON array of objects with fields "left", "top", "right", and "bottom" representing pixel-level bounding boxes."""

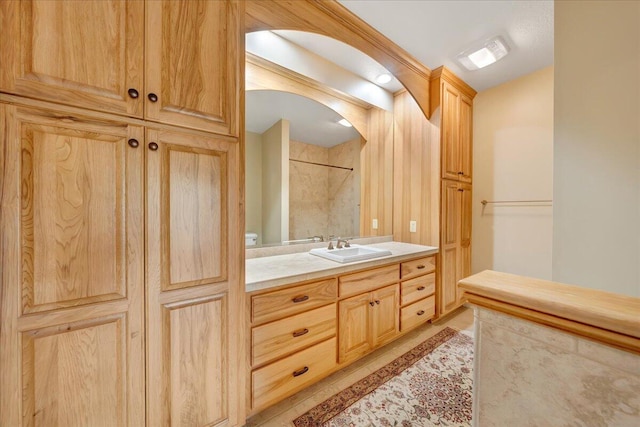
[
  {"left": 473, "top": 308, "right": 640, "bottom": 426},
  {"left": 289, "top": 138, "right": 360, "bottom": 240}
]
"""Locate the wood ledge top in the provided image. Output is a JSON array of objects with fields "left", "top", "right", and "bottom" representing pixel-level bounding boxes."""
[{"left": 459, "top": 270, "right": 640, "bottom": 340}]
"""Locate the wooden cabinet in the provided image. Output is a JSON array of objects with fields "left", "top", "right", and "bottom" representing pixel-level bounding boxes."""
[
  {"left": 1, "top": 0, "right": 241, "bottom": 136},
  {"left": 399, "top": 256, "right": 437, "bottom": 331},
  {"left": 249, "top": 279, "right": 338, "bottom": 413},
  {"left": 337, "top": 265, "right": 400, "bottom": 365},
  {"left": 338, "top": 279, "right": 399, "bottom": 364},
  {"left": 0, "top": 103, "right": 145, "bottom": 426},
  {"left": 430, "top": 67, "right": 475, "bottom": 183},
  {"left": 440, "top": 180, "right": 472, "bottom": 316},
  {"left": 146, "top": 127, "right": 241, "bottom": 426}
]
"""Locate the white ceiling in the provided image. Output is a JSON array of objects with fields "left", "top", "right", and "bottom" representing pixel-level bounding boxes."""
[
  {"left": 338, "top": 0, "right": 554, "bottom": 92},
  {"left": 245, "top": 1, "right": 554, "bottom": 147}
]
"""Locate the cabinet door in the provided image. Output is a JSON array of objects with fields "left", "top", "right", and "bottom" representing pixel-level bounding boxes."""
[
  {"left": 0, "top": 0, "right": 144, "bottom": 117},
  {"left": 441, "top": 82, "right": 461, "bottom": 181},
  {"left": 338, "top": 293, "right": 372, "bottom": 363},
  {"left": 145, "top": 0, "right": 241, "bottom": 136},
  {"left": 440, "top": 180, "right": 462, "bottom": 316},
  {"left": 458, "top": 183, "right": 473, "bottom": 304},
  {"left": 146, "top": 127, "right": 243, "bottom": 426},
  {"left": 0, "top": 104, "right": 144, "bottom": 426},
  {"left": 371, "top": 284, "right": 399, "bottom": 348},
  {"left": 459, "top": 95, "right": 473, "bottom": 183}
]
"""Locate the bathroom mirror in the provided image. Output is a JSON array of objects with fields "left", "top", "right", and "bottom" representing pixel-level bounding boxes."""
[{"left": 245, "top": 29, "right": 405, "bottom": 247}]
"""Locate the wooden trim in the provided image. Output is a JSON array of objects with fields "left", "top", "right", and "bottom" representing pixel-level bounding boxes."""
[
  {"left": 244, "top": 0, "right": 432, "bottom": 119},
  {"left": 430, "top": 66, "right": 477, "bottom": 99},
  {"left": 459, "top": 270, "right": 640, "bottom": 353}
]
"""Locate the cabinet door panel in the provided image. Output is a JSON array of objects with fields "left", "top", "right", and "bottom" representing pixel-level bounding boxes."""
[
  {"left": 459, "top": 96, "right": 473, "bottom": 182},
  {"left": 146, "top": 0, "right": 241, "bottom": 135},
  {"left": 146, "top": 127, "right": 241, "bottom": 426},
  {"left": 0, "top": 0, "right": 144, "bottom": 117},
  {"left": 1, "top": 104, "right": 144, "bottom": 427},
  {"left": 441, "top": 82, "right": 460, "bottom": 180},
  {"left": 338, "top": 293, "right": 371, "bottom": 363},
  {"left": 440, "top": 246, "right": 459, "bottom": 315},
  {"left": 371, "top": 284, "right": 399, "bottom": 347}
]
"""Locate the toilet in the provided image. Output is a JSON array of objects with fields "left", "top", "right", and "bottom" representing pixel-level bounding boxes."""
[{"left": 245, "top": 232, "right": 258, "bottom": 246}]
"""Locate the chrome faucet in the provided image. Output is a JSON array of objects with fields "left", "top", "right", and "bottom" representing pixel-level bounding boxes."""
[{"left": 336, "top": 238, "right": 350, "bottom": 249}]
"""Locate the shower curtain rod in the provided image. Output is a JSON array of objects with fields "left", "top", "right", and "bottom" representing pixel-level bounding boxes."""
[{"left": 289, "top": 158, "right": 353, "bottom": 171}]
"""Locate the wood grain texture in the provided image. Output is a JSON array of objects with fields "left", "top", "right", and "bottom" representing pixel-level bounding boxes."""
[
  {"left": 245, "top": 0, "right": 432, "bottom": 119},
  {"left": 400, "top": 256, "right": 437, "bottom": 280},
  {"left": 146, "top": 126, "right": 242, "bottom": 426},
  {"left": 459, "top": 270, "right": 640, "bottom": 341},
  {"left": 338, "top": 264, "right": 399, "bottom": 298},
  {"left": 252, "top": 303, "right": 336, "bottom": 367},
  {"left": 370, "top": 284, "right": 399, "bottom": 347},
  {"left": 251, "top": 337, "right": 337, "bottom": 411},
  {"left": 0, "top": 0, "right": 144, "bottom": 117},
  {"left": 146, "top": 0, "right": 241, "bottom": 136},
  {"left": 400, "top": 295, "right": 436, "bottom": 332},
  {"left": 360, "top": 107, "right": 394, "bottom": 237},
  {"left": 1, "top": 103, "right": 145, "bottom": 427},
  {"left": 246, "top": 54, "right": 370, "bottom": 141},
  {"left": 401, "top": 273, "right": 436, "bottom": 306},
  {"left": 338, "top": 292, "right": 372, "bottom": 364},
  {"left": 251, "top": 278, "right": 337, "bottom": 325},
  {"left": 392, "top": 90, "right": 440, "bottom": 246},
  {"left": 168, "top": 296, "right": 228, "bottom": 426}
]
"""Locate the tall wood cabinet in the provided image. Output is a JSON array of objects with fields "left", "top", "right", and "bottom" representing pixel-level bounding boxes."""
[
  {"left": 430, "top": 67, "right": 476, "bottom": 318},
  {"left": 0, "top": 1, "right": 244, "bottom": 426}
]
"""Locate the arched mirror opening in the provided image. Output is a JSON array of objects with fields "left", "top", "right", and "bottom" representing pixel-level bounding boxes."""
[{"left": 245, "top": 30, "right": 439, "bottom": 248}]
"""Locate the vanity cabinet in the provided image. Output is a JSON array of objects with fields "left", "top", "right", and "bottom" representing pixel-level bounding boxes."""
[
  {"left": 338, "top": 265, "right": 400, "bottom": 363},
  {"left": 250, "top": 279, "right": 338, "bottom": 412},
  {"left": 399, "top": 256, "right": 437, "bottom": 331},
  {"left": 0, "top": 0, "right": 240, "bottom": 136}
]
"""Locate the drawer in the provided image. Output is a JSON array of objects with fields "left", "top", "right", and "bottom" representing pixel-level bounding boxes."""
[
  {"left": 401, "top": 256, "right": 436, "bottom": 280},
  {"left": 400, "top": 295, "right": 435, "bottom": 332},
  {"left": 252, "top": 278, "right": 337, "bottom": 324},
  {"left": 400, "top": 272, "right": 435, "bottom": 306},
  {"left": 339, "top": 264, "right": 399, "bottom": 298},
  {"left": 252, "top": 337, "right": 337, "bottom": 411},
  {"left": 252, "top": 304, "right": 336, "bottom": 367}
]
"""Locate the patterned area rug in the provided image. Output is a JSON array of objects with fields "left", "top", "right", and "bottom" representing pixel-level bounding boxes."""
[{"left": 293, "top": 327, "right": 473, "bottom": 427}]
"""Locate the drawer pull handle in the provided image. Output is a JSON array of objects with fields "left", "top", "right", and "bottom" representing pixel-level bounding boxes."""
[
  {"left": 293, "top": 366, "right": 309, "bottom": 377},
  {"left": 292, "top": 328, "right": 309, "bottom": 338},
  {"left": 292, "top": 295, "right": 309, "bottom": 303},
  {"left": 369, "top": 301, "right": 375, "bottom": 307},
  {"left": 417, "top": 286, "right": 426, "bottom": 291},
  {"left": 417, "top": 310, "right": 425, "bottom": 316},
  {"left": 417, "top": 265, "right": 426, "bottom": 269},
  {"left": 375, "top": 300, "right": 380, "bottom": 305}
]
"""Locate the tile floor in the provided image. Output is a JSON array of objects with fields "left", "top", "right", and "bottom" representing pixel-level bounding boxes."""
[{"left": 245, "top": 305, "right": 475, "bottom": 427}]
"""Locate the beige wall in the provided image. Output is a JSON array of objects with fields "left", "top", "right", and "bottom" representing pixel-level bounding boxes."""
[
  {"left": 261, "top": 119, "right": 289, "bottom": 245},
  {"left": 472, "top": 66, "right": 554, "bottom": 279},
  {"left": 553, "top": 1, "right": 640, "bottom": 296},
  {"left": 245, "top": 131, "right": 263, "bottom": 245}
]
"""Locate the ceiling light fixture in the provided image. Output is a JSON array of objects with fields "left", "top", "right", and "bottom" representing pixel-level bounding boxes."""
[
  {"left": 338, "top": 118, "right": 353, "bottom": 127},
  {"left": 457, "top": 36, "right": 510, "bottom": 71},
  {"left": 375, "top": 73, "right": 392, "bottom": 84}
]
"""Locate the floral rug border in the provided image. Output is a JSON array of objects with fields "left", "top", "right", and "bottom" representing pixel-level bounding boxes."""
[{"left": 293, "top": 326, "right": 460, "bottom": 427}]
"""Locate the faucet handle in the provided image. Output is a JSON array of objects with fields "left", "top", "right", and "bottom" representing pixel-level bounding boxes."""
[
  {"left": 344, "top": 240, "right": 351, "bottom": 247},
  {"left": 327, "top": 241, "right": 334, "bottom": 250}
]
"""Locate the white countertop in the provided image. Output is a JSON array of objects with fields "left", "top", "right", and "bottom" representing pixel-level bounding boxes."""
[{"left": 246, "top": 241, "right": 438, "bottom": 292}]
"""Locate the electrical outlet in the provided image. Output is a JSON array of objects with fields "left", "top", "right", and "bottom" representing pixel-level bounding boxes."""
[
  {"left": 372, "top": 219, "right": 379, "bottom": 230},
  {"left": 409, "top": 220, "right": 417, "bottom": 233}
]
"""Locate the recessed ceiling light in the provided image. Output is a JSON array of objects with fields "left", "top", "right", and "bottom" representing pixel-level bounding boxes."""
[
  {"left": 338, "top": 118, "right": 353, "bottom": 127},
  {"left": 375, "top": 73, "right": 392, "bottom": 84},
  {"left": 457, "top": 36, "right": 510, "bottom": 71}
]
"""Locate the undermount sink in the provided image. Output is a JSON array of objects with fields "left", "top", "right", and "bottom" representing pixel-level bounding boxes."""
[{"left": 309, "top": 244, "right": 392, "bottom": 263}]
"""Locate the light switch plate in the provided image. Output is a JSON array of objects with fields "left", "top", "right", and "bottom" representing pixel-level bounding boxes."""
[
  {"left": 372, "top": 219, "right": 379, "bottom": 229},
  {"left": 409, "top": 220, "right": 417, "bottom": 233}
]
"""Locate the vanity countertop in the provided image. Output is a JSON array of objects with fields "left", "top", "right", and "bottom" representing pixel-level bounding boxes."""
[{"left": 246, "top": 241, "right": 438, "bottom": 293}]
